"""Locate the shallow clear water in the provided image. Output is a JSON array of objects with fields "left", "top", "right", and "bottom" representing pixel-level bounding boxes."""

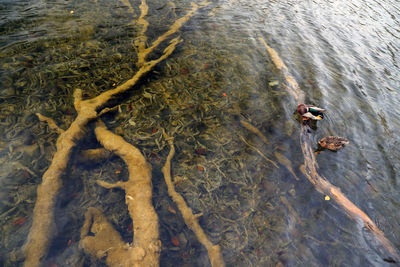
[{"left": 1, "top": 0, "right": 400, "bottom": 266}]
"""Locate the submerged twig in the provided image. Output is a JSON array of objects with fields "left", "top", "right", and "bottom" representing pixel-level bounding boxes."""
[{"left": 238, "top": 135, "right": 278, "bottom": 168}]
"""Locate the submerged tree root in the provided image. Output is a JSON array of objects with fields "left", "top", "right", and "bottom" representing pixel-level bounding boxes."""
[
  {"left": 162, "top": 134, "right": 225, "bottom": 267},
  {"left": 259, "top": 37, "right": 400, "bottom": 263},
  {"left": 80, "top": 207, "right": 135, "bottom": 266},
  {"left": 20, "top": 1, "right": 209, "bottom": 266},
  {"left": 79, "top": 121, "right": 160, "bottom": 267}
]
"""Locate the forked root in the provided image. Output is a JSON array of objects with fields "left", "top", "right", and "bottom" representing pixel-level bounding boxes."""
[
  {"left": 22, "top": 2, "right": 209, "bottom": 266},
  {"left": 80, "top": 121, "right": 160, "bottom": 267}
]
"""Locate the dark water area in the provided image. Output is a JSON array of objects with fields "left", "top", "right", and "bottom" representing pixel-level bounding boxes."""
[{"left": 1, "top": 0, "right": 400, "bottom": 266}]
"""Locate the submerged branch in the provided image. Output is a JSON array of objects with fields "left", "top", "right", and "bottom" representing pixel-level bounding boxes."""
[
  {"left": 260, "top": 37, "right": 400, "bottom": 263},
  {"left": 258, "top": 37, "right": 304, "bottom": 104},
  {"left": 238, "top": 134, "right": 278, "bottom": 168},
  {"left": 161, "top": 133, "right": 225, "bottom": 267}
]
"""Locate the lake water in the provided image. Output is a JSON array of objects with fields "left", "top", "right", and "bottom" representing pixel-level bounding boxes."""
[{"left": 1, "top": 0, "right": 399, "bottom": 266}]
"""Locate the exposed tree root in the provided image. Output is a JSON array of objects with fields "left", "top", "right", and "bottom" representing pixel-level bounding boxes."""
[
  {"left": 161, "top": 133, "right": 225, "bottom": 267},
  {"left": 259, "top": 37, "right": 400, "bottom": 263},
  {"left": 79, "top": 121, "right": 160, "bottom": 267},
  {"left": 21, "top": 1, "right": 209, "bottom": 266},
  {"left": 36, "top": 113, "right": 64, "bottom": 134}
]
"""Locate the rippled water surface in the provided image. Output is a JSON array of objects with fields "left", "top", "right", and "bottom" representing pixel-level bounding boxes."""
[{"left": 1, "top": 0, "right": 400, "bottom": 266}]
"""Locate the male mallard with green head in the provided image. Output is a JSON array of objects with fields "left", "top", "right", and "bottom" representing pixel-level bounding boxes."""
[{"left": 297, "top": 104, "right": 325, "bottom": 120}]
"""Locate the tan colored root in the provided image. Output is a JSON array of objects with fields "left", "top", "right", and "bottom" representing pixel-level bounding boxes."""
[
  {"left": 135, "top": 0, "right": 150, "bottom": 58},
  {"left": 36, "top": 113, "right": 64, "bottom": 134},
  {"left": 239, "top": 119, "right": 269, "bottom": 144},
  {"left": 80, "top": 207, "right": 150, "bottom": 267},
  {"left": 161, "top": 134, "right": 225, "bottom": 267},
  {"left": 87, "top": 121, "right": 160, "bottom": 267},
  {"left": 23, "top": 97, "right": 90, "bottom": 267},
  {"left": 34, "top": 114, "right": 111, "bottom": 164},
  {"left": 137, "top": 1, "right": 210, "bottom": 66},
  {"left": 23, "top": 2, "right": 208, "bottom": 265},
  {"left": 260, "top": 37, "right": 400, "bottom": 262}
]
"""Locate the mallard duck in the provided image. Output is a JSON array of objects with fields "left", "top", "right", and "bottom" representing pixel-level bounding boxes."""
[
  {"left": 318, "top": 136, "right": 349, "bottom": 151},
  {"left": 297, "top": 104, "right": 325, "bottom": 120}
]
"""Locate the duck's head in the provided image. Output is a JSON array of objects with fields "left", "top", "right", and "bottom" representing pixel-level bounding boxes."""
[{"left": 297, "top": 104, "right": 308, "bottom": 115}]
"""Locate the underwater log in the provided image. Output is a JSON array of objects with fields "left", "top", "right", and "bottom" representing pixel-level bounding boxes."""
[
  {"left": 259, "top": 37, "right": 400, "bottom": 262},
  {"left": 162, "top": 133, "right": 225, "bottom": 267}
]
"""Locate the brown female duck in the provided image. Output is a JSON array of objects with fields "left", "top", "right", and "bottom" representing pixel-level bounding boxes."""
[{"left": 318, "top": 136, "right": 349, "bottom": 151}]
